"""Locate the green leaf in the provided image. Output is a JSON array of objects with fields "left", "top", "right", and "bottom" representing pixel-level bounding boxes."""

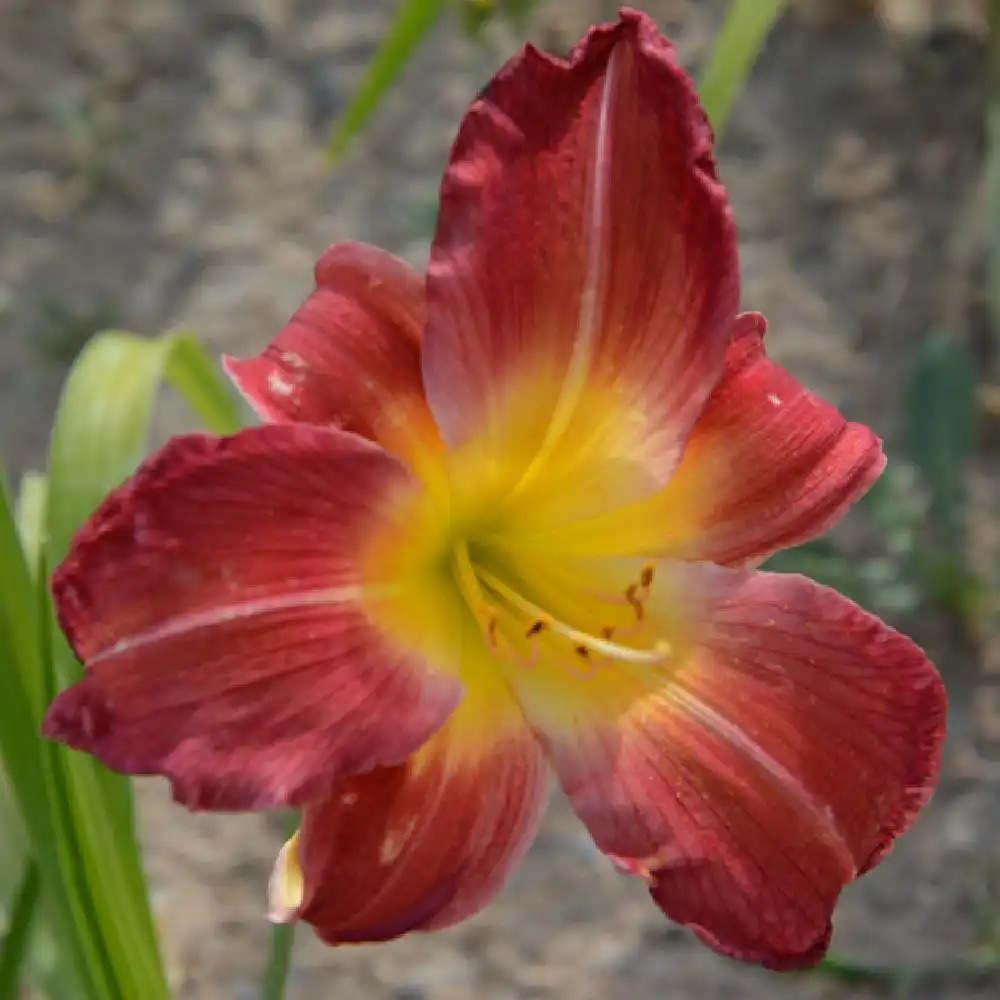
[
  {"left": 698, "top": 0, "right": 789, "bottom": 139},
  {"left": 0, "top": 472, "right": 44, "bottom": 716},
  {"left": 326, "top": 0, "right": 445, "bottom": 163},
  {"left": 0, "top": 862, "right": 40, "bottom": 999},
  {"left": 902, "top": 334, "right": 978, "bottom": 561},
  {"left": 454, "top": 0, "right": 495, "bottom": 35},
  {"left": 15, "top": 472, "right": 48, "bottom": 575},
  {"left": 46, "top": 329, "right": 241, "bottom": 577},
  {"left": 455, "top": 0, "right": 537, "bottom": 36},
  {"left": 0, "top": 472, "right": 98, "bottom": 1000},
  {"left": 27, "top": 329, "right": 241, "bottom": 1000}
]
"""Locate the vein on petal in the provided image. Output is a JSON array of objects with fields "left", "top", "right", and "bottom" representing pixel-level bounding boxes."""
[
  {"left": 89, "top": 586, "right": 367, "bottom": 665},
  {"left": 509, "top": 43, "right": 620, "bottom": 497},
  {"left": 669, "top": 686, "right": 857, "bottom": 878}
]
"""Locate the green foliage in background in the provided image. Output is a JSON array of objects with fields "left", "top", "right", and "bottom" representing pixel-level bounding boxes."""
[
  {"left": 766, "top": 334, "right": 982, "bottom": 630},
  {"left": 696, "top": 0, "right": 786, "bottom": 137},
  {"left": 987, "top": 0, "right": 1000, "bottom": 365},
  {"left": 326, "top": 0, "right": 791, "bottom": 162}
]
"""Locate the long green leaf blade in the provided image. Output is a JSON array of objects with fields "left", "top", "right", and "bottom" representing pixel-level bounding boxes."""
[
  {"left": 164, "top": 331, "right": 246, "bottom": 435},
  {"left": 46, "top": 330, "right": 241, "bottom": 575},
  {"left": 698, "top": 0, "right": 789, "bottom": 138},
  {"left": 0, "top": 472, "right": 102, "bottom": 1000},
  {"left": 0, "top": 473, "right": 44, "bottom": 716},
  {"left": 0, "top": 862, "right": 41, "bottom": 1000},
  {"left": 326, "top": 0, "right": 445, "bottom": 163},
  {"left": 37, "top": 329, "right": 242, "bottom": 1000},
  {"left": 15, "top": 472, "right": 48, "bottom": 577}
]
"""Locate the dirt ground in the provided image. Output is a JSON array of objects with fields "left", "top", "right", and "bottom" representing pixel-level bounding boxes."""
[{"left": 2, "top": 0, "right": 1000, "bottom": 998}]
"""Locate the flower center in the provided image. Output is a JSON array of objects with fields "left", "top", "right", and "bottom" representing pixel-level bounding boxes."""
[
  {"left": 448, "top": 536, "right": 672, "bottom": 680},
  {"left": 361, "top": 422, "right": 677, "bottom": 685}
]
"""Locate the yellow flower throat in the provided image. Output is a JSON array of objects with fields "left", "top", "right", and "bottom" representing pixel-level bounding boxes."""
[{"left": 362, "top": 438, "right": 675, "bottom": 688}]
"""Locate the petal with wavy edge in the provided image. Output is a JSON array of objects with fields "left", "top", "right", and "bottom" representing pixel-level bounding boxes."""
[
  {"left": 224, "top": 242, "right": 434, "bottom": 456},
  {"left": 274, "top": 644, "right": 548, "bottom": 943},
  {"left": 44, "top": 425, "right": 462, "bottom": 810},
  {"left": 422, "top": 10, "right": 737, "bottom": 516},
  {"left": 508, "top": 564, "right": 945, "bottom": 968},
  {"left": 525, "top": 313, "right": 884, "bottom": 564}
]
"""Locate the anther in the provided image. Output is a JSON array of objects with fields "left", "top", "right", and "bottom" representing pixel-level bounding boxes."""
[
  {"left": 525, "top": 618, "right": 547, "bottom": 638},
  {"left": 601, "top": 625, "right": 615, "bottom": 639},
  {"left": 481, "top": 604, "right": 500, "bottom": 652},
  {"left": 625, "top": 584, "right": 645, "bottom": 622},
  {"left": 574, "top": 645, "right": 590, "bottom": 659},
  {"left": 640, "top": 563, "right": 655, "bottom": 589}
]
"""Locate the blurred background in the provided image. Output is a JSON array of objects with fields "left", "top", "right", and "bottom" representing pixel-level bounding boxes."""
[{"left": 2, "top": 0, "right": 999, "bottom": 998}]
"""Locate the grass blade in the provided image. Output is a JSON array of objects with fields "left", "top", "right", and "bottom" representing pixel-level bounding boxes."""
[
  {"left": 0, "top": 862, "right": 41, "bottom": 1000},
  {"left": 698, "top": 0, "right": 789, "bottom": 138},
  {"left": 15, "top": 472, "right": 48, "bottom": 575},
  {"left": 0, "top": 471, "right": 102, "bottom": 999},
  {"left": 46, "top": 330, "right": 241, "bottom": 577},
  {"left": 326, "top": 0, "right": 444, "bottom": 163},
  {"left": 22, "top": 329, "right": 242, "bottom": 999}
]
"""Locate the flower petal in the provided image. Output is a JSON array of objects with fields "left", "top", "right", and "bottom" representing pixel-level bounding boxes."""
[
  {"left": 422, "top": 10, "right": 737, "bottom": 494},
  {"left": 43, "top": 424, "right": 462, "bottom": 810},
  {"left": 282, "top": 660, "right": 548, "bottom": 943},
  {"left": 511, "top": 565, "right": 945, "bottom": 968},
  {"left": 511, "top": 313, "right": 884, "bottom": 564},
  {"left": 223, "top": 242, "right": 434, "bottom": 453},
  {"left": 649, "top": 312, "right": 884, "bottom": 564}
]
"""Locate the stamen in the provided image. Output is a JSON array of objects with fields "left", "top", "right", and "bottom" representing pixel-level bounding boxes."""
[
  {"left": 454, "top": 542, "right": 502, "bottom": 651},
  {"left": 569, "top": 642, "right": 602, "bottom": 679},
  {"left": 477, "top": 568, "right": 672, "bottom": 667},
  {"left": 625, "top": 584, "right": 645, "bottom": 622},
  {"left": 640, "top": 563, "right": 655, "bottom": 589},
  {"left": 453, "top": 542, "right": 486, "bottom": 610},
  {"left": 525, "top": 617, "right": 549, "bottom": 638},
  {"left": 484, "top": 608, "right": 500, "bottom": 652}
]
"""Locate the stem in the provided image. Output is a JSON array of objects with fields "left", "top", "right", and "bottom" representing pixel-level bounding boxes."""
[{"left": 260, "top": 813, "right": 299, "bottom": 1000}]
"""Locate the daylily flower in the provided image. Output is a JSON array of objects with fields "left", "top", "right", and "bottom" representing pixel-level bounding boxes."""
[{"left": 44, "top": 9, "right": 946, "bottom": 970}]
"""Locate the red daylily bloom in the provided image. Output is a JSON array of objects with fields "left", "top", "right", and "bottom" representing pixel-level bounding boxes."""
[{"left": 43, "top": 9, "right": 946, "bottom": 971}]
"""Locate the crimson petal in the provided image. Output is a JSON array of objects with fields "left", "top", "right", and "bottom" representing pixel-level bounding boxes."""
[
  {"left": 422, "top": 9, "right": 737, "bottom": 490},
  {"left": 661, "top": 312, "right": 885, "bottom": 565},
  {"left": 519, "top": 566, "right": 945, "bottom": 968},
  {"left": 291, "top": 680, "right": 548, "bottom": 943},
  {"left": 523, "top": 313, "right": 885, "bottom": 565},
  {"left": 223, "top": 242, "right": 431, "bottom": 453},
  {"left": 44, "top": 425, "right": 462, "bottom": 810}
]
